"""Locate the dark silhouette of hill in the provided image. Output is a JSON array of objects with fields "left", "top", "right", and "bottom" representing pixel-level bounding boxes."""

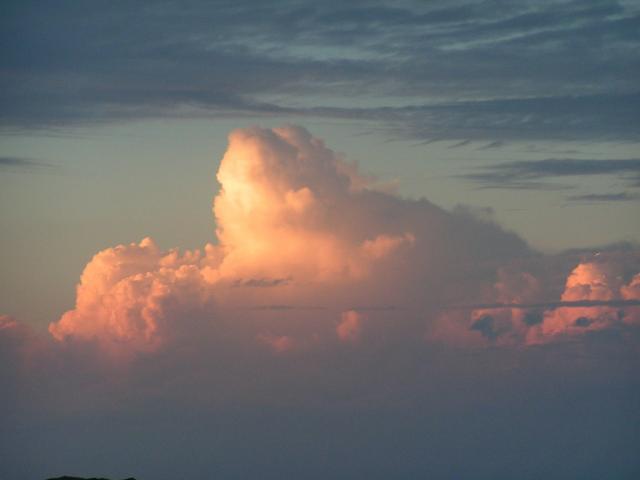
[{"left": 47, "top": 477, "right": 136, "bottom": 480}]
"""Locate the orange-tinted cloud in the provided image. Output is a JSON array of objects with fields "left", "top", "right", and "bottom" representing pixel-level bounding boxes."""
[
  {"left": 431, "top": 259, "right": 640, "bottom": 346},
  {"left": 527, "top": 262, "right": 640, "bottom": 343},
  {"left": 621, "top": 273, "right": 640, "bottom": 325},
  {"left": 429, "top": 268, "right": 542, "bottom": 346},
  {"left": 46, "top": 126, "right": 639, "bottom": 356},
  {"left": 213, "top": 126, "right": 419, "bottom": 282},
  {"left": 48, "top": 238, "right": 220, "bottom": 355},
  {"left": 257, "top": 332, "right": 298, "bottom": 354},
  {"left": 337, "top": 310, "right": 364, "bottom": 343}
]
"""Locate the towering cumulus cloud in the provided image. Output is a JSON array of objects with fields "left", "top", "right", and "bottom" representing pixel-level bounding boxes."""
[{"left": 45, "top": 126, "right": 640, "bottom": 355}]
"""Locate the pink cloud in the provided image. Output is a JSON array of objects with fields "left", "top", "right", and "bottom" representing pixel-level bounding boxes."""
[
  {"left": 337, "top": 310, "right": 364, "bottom": 343},
  {"left": 257, "top": 333, "right": 298, "bottom": 354},
  {"left": 527, "top": 262, "right": 640, "bottom": 343},
  {"left": 48, "top": 238, "right": 220, "bottom": 355},
  {"left": 43, "top": 126, "right": 639, "bottom": 357}
]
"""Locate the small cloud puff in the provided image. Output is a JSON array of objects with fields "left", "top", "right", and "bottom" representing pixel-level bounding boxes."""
[{"left": 337, "top": 310, "right": 364, "bottom": 343}]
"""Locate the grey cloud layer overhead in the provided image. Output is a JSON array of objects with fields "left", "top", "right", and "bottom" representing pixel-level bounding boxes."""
[{"left": 2, "top": 0, "right": 639, "bottom": 140}]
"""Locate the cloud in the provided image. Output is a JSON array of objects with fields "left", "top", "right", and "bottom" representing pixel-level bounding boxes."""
[
  {"left": 435, "top": 258, "right": 640, "bottom": 346},
  {"left": 529, "top": 262, "right": 640, "bottom": 342},
  {"left": 565, "top": 192, "right": 640, "bottom": 203},
  {"left": 337, "top": 310, "right": 364, "bottom": 343},
  {"left": 0, "top": 156, "right": 55, "bottom": 172},
  {"left": 233, "top": 277, "right": 292, "bottom": 288},
  {"left": 45, "top": 125, "right": 534, "bottom": 355},
  {"left": 430, "top": 267, "right": 542, "bottom": 346},
  {"left": 2, "top": 1, "right": 639, "bottom": 141},
  {"left": 460, "top": 158, "right": 640, "bottom": 190},
  {"left": 48, "top": 237, "right": 220, "bottom": 356},
  {"left": 257, "top": 332, "right": 298, "bottom": 353},
  {"left": 357, "top": 92, "right": 640, "bottom": 142},
  {"left": 42, "top": 125, "right": 640, "bottom": 357}
]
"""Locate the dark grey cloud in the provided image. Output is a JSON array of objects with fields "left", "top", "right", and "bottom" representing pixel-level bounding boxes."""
[
  {"left": 523, "top": 310, "right": 543, "bottom": 326},
  {"left": 1, "top": 0, "right": 639, "bottom": 141},
  {"left": 575, "top": 316, "right": 593, "bottom": 327},
  {"left": 349, "top": 305, "right": 402, "bottom": 312},
  {"left": 447, "top": 298, "right": 640, "bottom": 311},
  {"left": 470, "top": 314, "right": 499, "bottom": 340},
  {"left": 565, "top": 192, "right": 640, "bottom": 202},
  {"left": 249, "top": 304, "right": 326, "bottom": 311},
  {"left": 460, "top": 158, "right": 640, "bottom": 189},
  {"left": 233, "top": 277, "right": 292, "bottom": 288},
  {"left": 318, "top": 92, "right": 640, "bottom": 142}
]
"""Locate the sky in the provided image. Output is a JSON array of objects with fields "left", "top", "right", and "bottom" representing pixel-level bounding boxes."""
[{"left": 1, "top": 1, "right": 640, "bottom": 479}]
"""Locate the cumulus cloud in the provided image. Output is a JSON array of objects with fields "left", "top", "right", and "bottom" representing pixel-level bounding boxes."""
[
  {"left": 467, "top": 269, "right": 542, "bottom": 345},
  {"left": 48, "top": 237, "right": 220, "bottom": 356},
  {"left": 45, "top": 125, "right": 534, "bottom": 355},
  {"left": 434, "top": 259, "right": 640, "bottom": 346},
  {"left": 42, "top": 125, "right": 640, "bottom": 357},
  {"left": 528, "top": 262, "right": 640, "bottom": 343}
]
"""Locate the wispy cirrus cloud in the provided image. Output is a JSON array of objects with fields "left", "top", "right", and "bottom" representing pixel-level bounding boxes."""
[
  {"left": 0, "top": 156, "right": 55, "bottom": 172},
  {"left": 565, "top": 192, "right": 640, "bottom": 203},
  {"left": 2, "top": 0, "right": 639, "bottom": 141},
  {"left": 459, "top": 158, "right": 640, "bottom": 190}
]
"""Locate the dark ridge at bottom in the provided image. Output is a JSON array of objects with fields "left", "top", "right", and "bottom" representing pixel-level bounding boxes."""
[{"left": 47, "top": 477, "right": 136, "bottom": 480}]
